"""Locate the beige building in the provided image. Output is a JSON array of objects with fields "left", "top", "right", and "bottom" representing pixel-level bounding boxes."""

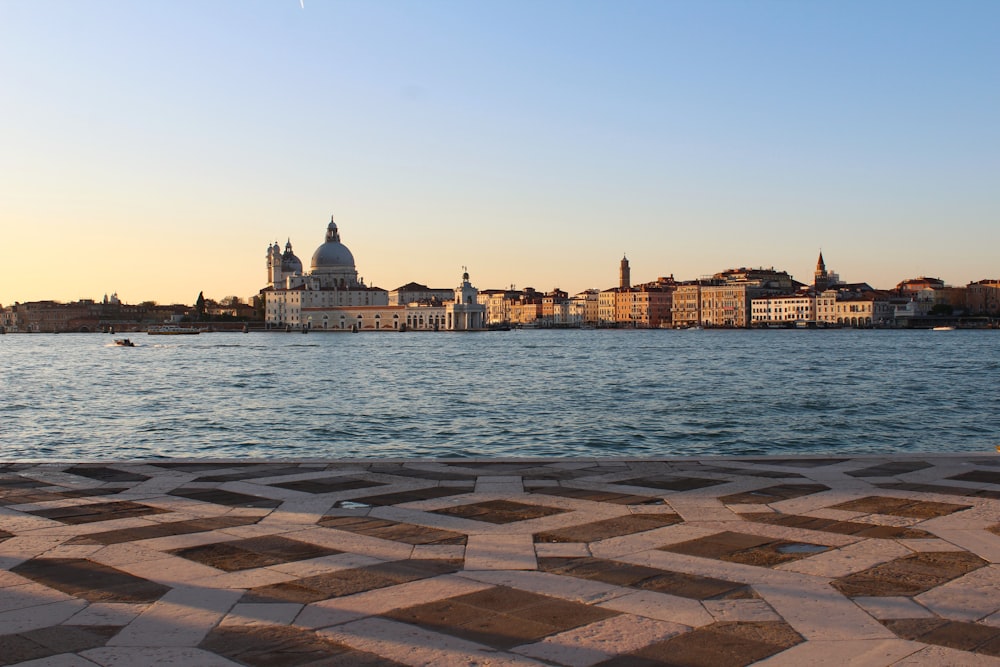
[
  {"left": 967, "top": 279, "right": 1000, "bottom": 315},
  {"left": 750, "top": 293, "right": 815, "bottom": 326}
]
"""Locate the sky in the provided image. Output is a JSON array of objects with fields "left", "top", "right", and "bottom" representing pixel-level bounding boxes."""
[{"left": 2, "top": 0, "right": 998, "bottom": 306}]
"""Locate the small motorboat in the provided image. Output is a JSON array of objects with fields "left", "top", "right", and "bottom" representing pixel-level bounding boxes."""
[{"left": 114, "top": 338, "right": 135, "bottom": 347}]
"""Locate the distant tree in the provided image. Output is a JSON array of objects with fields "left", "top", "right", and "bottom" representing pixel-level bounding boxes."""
[
  {"left": 139, "top": 300, "right": 157, "bottom": 307},
  {"left": 930, "top": 304, "right": 954, "bottom": 316},
  {"left": 195, "top": 291, "right": 206, "bottom": 320},
  {"left": 223, "top": 295, "right": 242, "bottom": 307}
]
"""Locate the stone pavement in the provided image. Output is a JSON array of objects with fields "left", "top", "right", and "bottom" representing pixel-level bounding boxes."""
[{"left": 2, "top": 455, "right": 1000, "bottom": 666}]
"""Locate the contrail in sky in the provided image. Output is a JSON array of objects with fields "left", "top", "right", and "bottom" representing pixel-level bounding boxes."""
[{"left": 300, "top": 0, "right": 304, "bottom": 8}]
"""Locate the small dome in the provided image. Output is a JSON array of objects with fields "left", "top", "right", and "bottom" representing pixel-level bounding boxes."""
[{"left": 281, "top": 240, "right": 303, "bottom": 274}]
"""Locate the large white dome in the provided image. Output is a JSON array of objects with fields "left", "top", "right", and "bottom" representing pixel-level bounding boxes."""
[{"left": 310, "top": 219, "right": 356, "bottom": 272}]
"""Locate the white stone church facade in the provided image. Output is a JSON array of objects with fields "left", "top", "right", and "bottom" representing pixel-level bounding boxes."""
[{"left": 262, "top": 216, "right": 484, "bottom": 331}]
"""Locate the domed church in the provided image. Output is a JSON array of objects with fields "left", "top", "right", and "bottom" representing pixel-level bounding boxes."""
[{"left": 262, "top": 215, "right": 485, "bottom": 331}]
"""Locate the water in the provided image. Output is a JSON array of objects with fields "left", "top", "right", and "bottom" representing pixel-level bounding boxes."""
[{"left": 1, "top": 329, "right": 997, "bottom": 460}]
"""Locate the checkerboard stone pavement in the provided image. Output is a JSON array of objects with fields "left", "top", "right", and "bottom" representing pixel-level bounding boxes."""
[{"left": 2, "top": 455, "right": 1000, "bottom": 666}]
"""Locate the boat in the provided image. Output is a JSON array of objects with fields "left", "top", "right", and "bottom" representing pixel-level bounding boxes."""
[
  {"left": 147, "top": 326, "right": 201, "bottom": 335},
  {"left": 114, "top": 338, "right": 135, "bottom": 347},
  {"left": 932, "top": 326, "right": 956, "bottom": 331}
]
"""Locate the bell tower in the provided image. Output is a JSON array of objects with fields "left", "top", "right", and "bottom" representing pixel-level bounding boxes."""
[{"left": 619, "top": 255, "right": 631, "bottom": 290}]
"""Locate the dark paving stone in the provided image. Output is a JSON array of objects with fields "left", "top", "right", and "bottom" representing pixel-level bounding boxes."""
[
  {"left": 0, "top": 486, "right": 129, "bottom": 507},
  {"left": 168, "top": 487, "right": 282, "bottom": 508},
  {"left": 741, "top": 512, "right": 933, "bottom": 539},
  {"left": 26, "top": 500, "right": 170, "bottom": 525},
  {"left": 830, "top": 495, "right": 970, "bottom": 519},
  {"left": 719, "top": 484, "right": 830, "bottom": 505},
  {"left": 19, "top": 624, "right": 120, "bottom": 655},
  {"left": 66, "top": 465, "right": 150, "bottom": 483},
  {"left": 341, "top": 486, "right": 472, "bottom": 507},
  {"left": 0, "top": 476, "right": 48, "bottom": 489},
  {"left": 271, "top": 477, "right": 387, "bottom": 494},
  {"left": 170, "top": 535, "right": 341, "bottom": 572},
  {"left": 743, "top": 458, "right": 848, "bottom": 468},
  {"left": 200, "top": 624, "right": 405, "bottom": 667},
  {"left": 876, "top": 482, "right": 1000, "bottom": 500},
  {"left": 430, "top": 499, "right": 567, "bottom": 524},
  {"left": 319, "top": 515, "right": 467, "bottom": 545},
  {"left": 659, "top": 531, "right": 829, "bottom": 568},
  {"left": 367, "top": 464, "right": 477, "bottom": 481},
  {"left": 242, "top": 559, "right": 463, "bottom": 604},
  {"left": 527, "top": 485, "right": 664, "bottom": 505},
  {"left": 534, "top": 513, "right": 682, "bottom": 543},
  {"left": 597, "top": 621, "right": 803, "bottom": 667},
  {"left": 948, "top": 470, "right": 1000, "bottom": 486},
  {"left": 883, "top": 618, "right": 1000, "bottom": 656},
  {"left": 618, "top": 476, "right": 728, "bottom": 492},
  {"left": 703, "top": 466, "right": 806, "bottom": 479},
  {"left": 11, "top": 558, "right": 170, "bottom": 603},
  {"left": 0, "top": 634, "right": 52, "bottom": 666},
  {"left": 0, "top": 528, "right": 11, "bottom": 542},
  {"left": 195, "top": 465, "right": 322, "bottom": 483},
  {"left": 538, "top": 557, "right": 755, "bottom": 600},
  {"left": 150, "top": 462, "right": 260, "bottom": 472},
  {"left": 846, "top": 461, "right": 933, "bottom": 478},
  {"left": 832, "top": 551, "right": 988, "bottom": 597},
  {"left": 384, "top": 585, "right": 618, "bottom": 650},
  {"left": 68, "top": 515, "right": 261, "bottom": 545}
]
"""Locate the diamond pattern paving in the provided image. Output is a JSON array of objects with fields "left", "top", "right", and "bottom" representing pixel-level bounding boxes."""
[{"left": 0, "top": 455, "right": 997, "bottom": 666}]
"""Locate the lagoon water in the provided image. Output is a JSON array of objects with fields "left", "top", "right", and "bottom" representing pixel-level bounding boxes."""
[{"left": 1, "top": 329, "right": 998, "bottom": 460}]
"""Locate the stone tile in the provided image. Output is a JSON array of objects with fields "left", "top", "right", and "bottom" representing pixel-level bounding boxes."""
[
  {"left": 846, "top": 461, "right": 933, "bottom": 478},
  {"left": 66, "top": 515, "right": 260, "bottom": 546},
  {"left": 528, "top": 486, "right": 664, "bottom": 506},
  {"left": 199, "top": 623, "right": 403, "bottom": 666},
  {"left": 338, "top": 486, "right": 472, "bottom": 507},
  {"left": 538, "top": 556, "right": 754, "bottom": 601},
  {"left": 752, "top": 638, "right": 925, "bottom": 666},
  {"left": 81, "top": 646, "right": 244, "bottom": 666},
  {"left": 167, "top": 488, "right": 281, "bottom": 509},
  {"left": 169, "top": 535, "right": 341, "bottom": 572},
  {"left": 384, "top": 584, "right": 619, "bottom": 650},
  {"left": 534, "top": 513, "right": 682, "bottom": 544},
  {"left": 883, "top": 618, "right": 1000, "bottom": 655},
  {"left": 704, "top": 598, "right": 781, "bottom": 623},
  {"left": 949, "top": 470, "right": 1000, "bottom": 486},
  {"left": 318, "top": 515, "right": 466, "bottom": 545},
  {"left": 831, "top": 495, "right": 971, "bottom": 519},
  {"left": 515, "top": 614, "right": 688, "bottom": 667},
  {"left": 109, "top": 586, "right": 243, "bottom": 647},
  {"left": 890, "top": 644, "right": 1000, "bottom": 666},
  {"left": 23, "top": 501, "right": 170, "bottom": 526},
  {"left": 659, "top": 530, "right": 830, "bottom": 568},
  {"left": 465, "top": 534, "right": 537, "bottom": 570},
  {"left": 597, "top": 589, "right": 715, "bottom": 628},
  {"left": 66, "top": 602, "right": 150, "bottom": 626},
  {"left": 617, "top": 475, "right": 728, "bottom": 492},
  {"left": 832, "top": 551, "right": 988, "bottom": 598},
  {"left": 720, "top": 484, "right": 830, "bottom": 505},
  {"left": 596, "top": 621, "right": 803, "bottom": 667},
  {"left": 852, "top": 596, "right": 936, "bottom": 620},
  {"left": 243, "top": 559, "right": 463, "bottom": 604},
  {"left": 877, "top": 481, "right": 1000, "bottom": 500},
  {"left": 66, "top": 466, "right": 150, "bottom": 483},
  {"left": 776, "top": 538, "right": 912, "bottom": 578},
  {"left": 0, "top": 599, "right": 87, "bottom": 636},
  {"left": 10, "top": 558, "right": 171, "bottom": 603},
  {"left": 741, "top": 511, "right": 932, "bottom": 539},
  {"left": 221, "top": 602, "right": 303, "bottom": 626},
  {"left": 916, "top": 565, "right": 1000, "bottom": 622},
  {"left": 431, "top": 499, "right": 567, "bottom": 524}
]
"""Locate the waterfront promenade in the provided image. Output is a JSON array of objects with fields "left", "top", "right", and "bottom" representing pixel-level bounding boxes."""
[{"left": 1, "top": 455, "right": 999, "bottom": 666}]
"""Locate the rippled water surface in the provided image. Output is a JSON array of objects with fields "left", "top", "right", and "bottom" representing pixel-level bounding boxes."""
[{"left": 2, "top": 329, "right": 998, "bottom": 459}]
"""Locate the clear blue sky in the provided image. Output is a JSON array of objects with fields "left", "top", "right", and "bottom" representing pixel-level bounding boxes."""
[{"left": 2, "top": 0, "right": 998, "bottom": 305}]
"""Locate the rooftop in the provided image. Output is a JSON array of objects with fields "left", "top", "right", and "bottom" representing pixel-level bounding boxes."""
[{"left": 1, "top": 454, "right": 998, "bottom": 665}]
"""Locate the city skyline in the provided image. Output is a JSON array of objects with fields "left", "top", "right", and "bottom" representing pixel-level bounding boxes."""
[{"left": 2, "top": 1, "right": 998, "bottom": 306}]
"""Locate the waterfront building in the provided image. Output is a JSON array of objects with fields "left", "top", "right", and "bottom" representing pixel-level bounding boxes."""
[
  {"left": 263, "top": 216, "right": 484, "bottom": 331},
  {"left": 570, "top": 289, "right": 600, "bottom": 325},
  {"left": 967, "top": 279, "right": 1000, "bottom": 315},
  {"left": 750, "top": 293, "right": 816, "bottom": 326},
  {"left": 699, "top": 268, "right": 799, "bottom": 328}
]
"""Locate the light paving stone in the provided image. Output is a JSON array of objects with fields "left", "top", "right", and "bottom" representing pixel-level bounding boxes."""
[
  {"left": 916, "top": 564, "right": 1000, "bottom": 622},
  {"left": 752, "top": 638, "right": 923, "bottom": 666},
  {"left": 108, "top": 586, "right": 243, "bottom": 647},
  {"left": 670, "top": 504, "right": 743, "bottom": 522},
  {"left": 776, "top": 538, "right": 911, "bottom": 577},
  {"left": 8, "top": 654, "right": 104, "bottom": 667},
  {"left": 268, "top": 552, "right": 384, "bottom": 577},
  {"left": 410, "top": 544, "right": 465, "bottom": 559},
  {"left": 0, "top": 581, "right": 76, "bottom": 613},
  {"left": 0, "top": 536, "right": 72, "bottom": 561},
  {"left": 851, "top": 596, "right": 936, "bottom": 621},
  {"left": 890, "top": 644, "right": 1000, "bottom": 666},
  {"left": 109, "top": 555, "right": 223, "bottom": 584},
  {"left": 219, "top": 602, "right": 302, "bottom": 626},
  {"left": 319, "top": 616, "right": 549, "bottom": 667},
  {"left": 90, "top": 543, "right": 172, "bottom": 567},
  {"left": 464, "top": 534, "right": 537, "bottom": 570},
  {"left": 754, "top": 581, "right": 896, "bottom": 641},
  {"left": 534, "top": 542, "right": 591, "bottom": 558},
  {"left": 588, "top": 524, "right": 717, "bottom": 560},
  {"left": 296, "top": 574, "right": 491, "bottom": 629},
  {"left": 0, "top": 599, "right": 87, "bottom": 635},
  {"left": 897, "top": 538, "right": 967, "bottom": 553},
  {"left": 38, "top": 544, "right": 105, "bottom": 559},
  {"left": 288, "top": 526, "right": 414, "bottom": 561},
  {"left": 474, "top": 475, "right": 524, "bottom": 494},
  {"left": 691, "top": 519, "right": 859, "bottom": 548},
  {"left": 458, "top": 570, "right": 628, "bottom": 606},
  {"left": 514, "top": 614, "right": 688, "bottom": 667},
  {"left": 67, "top": 602, "right": 150, "bottom": 626},
  {"left": 703, "top": 598, "right": 782, "bottom": 623},
  {"left": 81, "top": 646, "right": 242, "bottom": 666},
  {"left": 596, "top": 590, "right": 714, "bottom": 628},
  {"left": 0, "top": 569, "right": 33, "bottom": 587},
  {"left": 189, "top": 566, "right": 298, "bottom": 590},
  {"left": 931, "top": 529, "right": 1000, "bottom": 562}
]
